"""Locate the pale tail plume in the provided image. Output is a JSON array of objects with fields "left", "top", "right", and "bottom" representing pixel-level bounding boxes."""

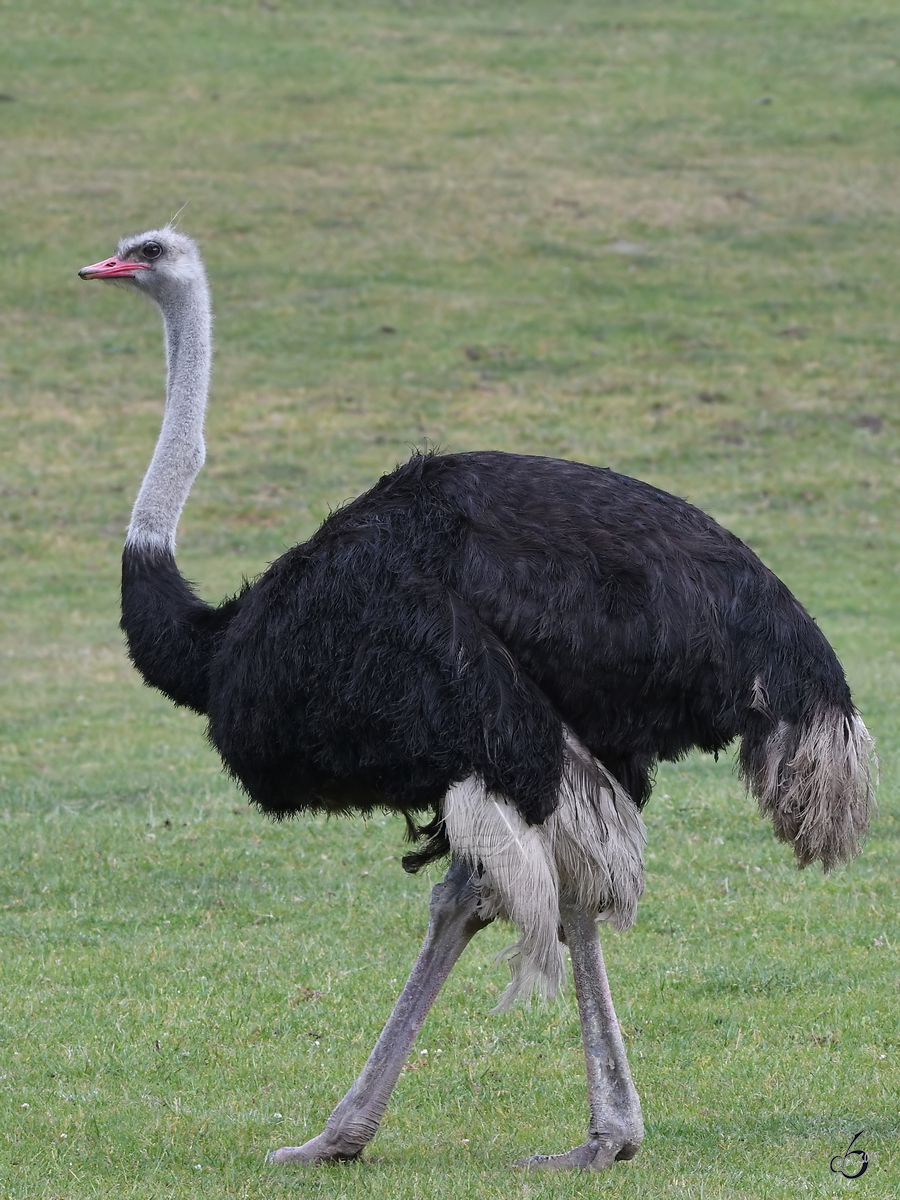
[
  {"left": 442, "top": 730, "right": 645, "bottom": 1009},
  {"left": 742, "top": 705, "right": 875, "bottom": 871}
]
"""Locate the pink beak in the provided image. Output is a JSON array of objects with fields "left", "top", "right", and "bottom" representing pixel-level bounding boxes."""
[{"left": 78, "top": 256, "right": 150, "bottom": 280}]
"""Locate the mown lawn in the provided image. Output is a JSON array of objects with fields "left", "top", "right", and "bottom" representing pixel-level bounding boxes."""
[{"left": 0, "top": 2, "right": 898, "bottom": 1197}]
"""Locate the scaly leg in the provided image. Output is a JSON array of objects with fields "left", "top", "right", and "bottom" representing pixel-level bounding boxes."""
[
  {"left": 268, "top": 856, "right": 490, "bottom": 1164},
  {"left": 518, "top": 901, "right": 644, "bottom": 1170}
]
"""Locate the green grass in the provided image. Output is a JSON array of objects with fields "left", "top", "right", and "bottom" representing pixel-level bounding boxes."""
[{"left": 1, "top": 1, "right": 899, "bottom": 1196}]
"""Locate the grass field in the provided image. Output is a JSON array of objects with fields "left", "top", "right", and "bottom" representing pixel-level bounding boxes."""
[{"left": 1, "top": 1, "right": 898, "bottom": 1196}]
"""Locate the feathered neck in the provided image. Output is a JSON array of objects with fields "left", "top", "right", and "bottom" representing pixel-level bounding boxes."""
[{"left": 126, "top": 271, "right": 212, "bottom": 553}]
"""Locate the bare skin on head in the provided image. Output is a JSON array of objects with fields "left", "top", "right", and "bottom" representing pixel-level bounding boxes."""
[{"left": 78, "top": 227, "right": 873, "bottom": 1172}]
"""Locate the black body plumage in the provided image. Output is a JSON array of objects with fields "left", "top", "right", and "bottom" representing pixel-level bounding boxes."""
[{"left": 121, "top": 449, "right": 854, "bottom": 868}]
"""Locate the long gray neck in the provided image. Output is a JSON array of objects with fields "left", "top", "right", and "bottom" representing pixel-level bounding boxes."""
[{"left": 126, "top": 276, "right": 212, "bottom": 553}]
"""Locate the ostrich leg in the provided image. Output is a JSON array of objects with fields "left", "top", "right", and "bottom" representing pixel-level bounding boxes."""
[
  {"left": 518, "top": 901, "right": 644, "bottom": 1170},
  {"left": 268, "top": 856, "right": 490, "bottom": 1164}
]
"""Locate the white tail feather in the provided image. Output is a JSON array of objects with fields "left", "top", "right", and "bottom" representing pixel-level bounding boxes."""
[{"left": 748, "top": 706, "right": 876, "bottom": 870}]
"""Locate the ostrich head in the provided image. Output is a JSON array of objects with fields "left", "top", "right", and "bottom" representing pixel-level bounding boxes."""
[{"left": 78, "top": 226, "right": 206, "bottom": 304}]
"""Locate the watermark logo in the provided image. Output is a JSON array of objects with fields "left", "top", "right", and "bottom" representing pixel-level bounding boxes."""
[{"left": 830, "top": 1131, "right": 873, "bottom": 1179}]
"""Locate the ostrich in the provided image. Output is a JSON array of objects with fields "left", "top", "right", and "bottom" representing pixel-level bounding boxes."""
[{"left": 79, "top": 227, "right": 873, "bottom": 1171}]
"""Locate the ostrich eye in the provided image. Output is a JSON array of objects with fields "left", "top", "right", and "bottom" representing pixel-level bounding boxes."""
[{"left": 142, "top": 241, "right": 163, "bottom": 260}]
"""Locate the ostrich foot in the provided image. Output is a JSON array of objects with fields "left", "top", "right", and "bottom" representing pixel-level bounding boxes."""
[
  {"left": 516, "top": 1130, "right": 642, "bottom": 1171},
  {"left": 266, "top": 1131, "right": 364, "bottom": 1165}
]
